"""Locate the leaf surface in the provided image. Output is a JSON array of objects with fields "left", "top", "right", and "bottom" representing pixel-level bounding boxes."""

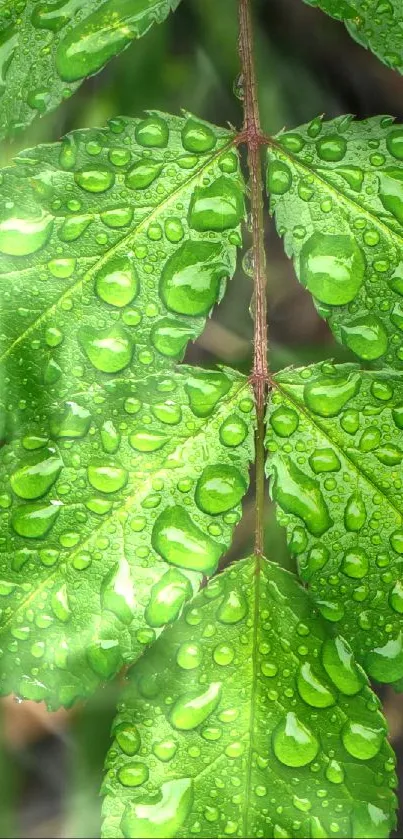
[
  {"left": 304, "top": 0, "right": 403, "bottom": 74},
  {"left": 266, "top": 361, "right": 403, "bottom": 686},
  {"left": 0, "top": 114, "right": 251, "bottom": 707},
  {"left": 102, "top": 555, "right": 397, "bottom": 839},
  {"left": 267, "top": 115, "right": 403, "bottom": 368},
  {"left": 0, "top": 0, "right": 181, "bottom": 140}
]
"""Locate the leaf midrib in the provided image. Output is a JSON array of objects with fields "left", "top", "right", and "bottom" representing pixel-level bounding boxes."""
[{"left": 0, "top": 134, "right": 235, "bottom": 365}]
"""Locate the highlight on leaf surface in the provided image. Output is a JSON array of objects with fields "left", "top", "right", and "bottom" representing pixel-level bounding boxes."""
[
  {"left": 267, "top": 114, "right": 403, "bottom": 369},
  {"left": 102, "top": 556, "right": 397, "bottom": 839},
  {"left": 303, "top": 0, "right": 403, "bottom": 75},
  {"left": 0, "top": 0, "right": 182, "bottom": 140},
  {"left": 266, "top": 361, "right": 403, "bottom": 687},
  {"left": 0, "top": 112, "right": 252, "bottom": 708}
]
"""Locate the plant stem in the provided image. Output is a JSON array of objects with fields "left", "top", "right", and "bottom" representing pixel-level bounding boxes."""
[{"left": 238, "top": 0, "right": 268, "bottom": 557}]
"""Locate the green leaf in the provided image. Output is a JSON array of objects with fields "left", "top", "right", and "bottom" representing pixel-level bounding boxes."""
[
  {"left": 303, "top": 0, "right": 403, "bottom": 74},
  {"left": 0, "top": 113, "right": 251, "bottom": 707},
  {"left": 102, "top": 555, "right": 397, "bottom": 839},
  {"left": 266, "top": 114, "right": 403, "bottom": 369},
  {"left": 0, "top": 0, "right": 182, "bottom": 141},
  {"left": 266, "top": 360, "right": 403, "bottom": 686}
]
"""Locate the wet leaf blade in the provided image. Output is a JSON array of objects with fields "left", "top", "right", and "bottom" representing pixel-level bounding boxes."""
[
  {"left": 303, "top": 0, "right": 403, "bottom": 74},
  {"left": 266, "top": 361, "right": 403, "bottom": 686},
  {"left": 0, "top": 0, "right": 182, "bottom": 140},
  {"left": 267, "top": 114, "right": 403, "bottom": 369},
  {"left": 102, "top": 555, "right": 397, "bottom": 839},
  {"left": 0, "top": 114, "right": 251, "bottom": 707}
]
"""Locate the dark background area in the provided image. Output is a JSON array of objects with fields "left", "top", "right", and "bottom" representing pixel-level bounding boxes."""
[{"left": 1, "top": 0, "right": 403, "bottom": 835}]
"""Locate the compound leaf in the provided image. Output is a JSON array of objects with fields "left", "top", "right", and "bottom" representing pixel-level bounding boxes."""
[
  {"left": 267, "top": 114, "right": 403, "bottom": 369},
  {"left": 0, "top": 0, "right": 181, "bottom": 141},
  {"left": 266, "top": 361, "right": 403, "bottom": 687},
  {"left": 0, "top": 113, "right": 251, "bottom": 707},
  {"left": 303, "top": 0, "right": 403, "bottom": 75},
  {"left": 102, "top": 555, "right": 397, "bottom": 839}
]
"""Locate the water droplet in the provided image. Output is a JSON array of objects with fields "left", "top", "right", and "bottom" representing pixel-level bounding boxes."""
[
  {"left": 185, "top": 371, "right": 231, "bottom": 417},
  {"left": 344, "top": 492, "right": 366, "bottom": 531},
  {"left": 125, "top": 160, "right": 163, "bottom": 190},
  {"left": 177, "top": 642, "right": 202, "bottom": 670},
  {"left": 160, "top": 241, "right": 228, "bottom": 316},
  {"left": 322, "top": 636, "right": 365, "bottom": 695},
  {"left": 182, "top": 119, "right": 216, "bottom": 153},
  {"left": 316, "top": 134, "right": 347, "bottom": 161},
  {"left": 267, "top": 161, "right": 292, "bottom": 194},
  {"left": 213, "top": 643, "right": 234, "bottom": 666},
  {"left": 270, "top": 406, "right": 299, "bottom": 437},
  {"left": 376, "top": 445, "right": 402, "bottom": 465},
  {"left": 386, "top": 128, "right": 403, "bottom": 159},
  {"left": 335, "top": 165, "right": 364, "bottom": 192},
  {"left": 118, "top": 762, "right": 149, "bottom": 787},
  {"left": 50, "top": 401, "right": 91, "bottom": 439},
  {"left": 164, "top": 218, "right": 184, "bottom": 243},
  {"left": 272, "top": 457, "right": 332, "bottom": 536},
  {"left": 341, "top": 315, "right": 388, "bottom": 360},
  {"left": 11, "top": 502, "right": 61, "bottom": 539},
  {"left": 51, "top": 583, "right": 70, "bottom": 622},
  {"left": 129, "top": 429, "right": 168, "bottom": 452},
  {"left": 145, "top": 568, "right": 192, "bottom": 627},
  {"left": 95, "top": 255, "right": 139, "bottom": 307},
  {"left": 48, "top": 257, "right": 76, "bottom": 278},
  {"left": 189, "top": 177, "right": 244, "bottom": 232},
  {"left": 170, "top": 683, "right": 221, "bottom": 730},
  {"left": 88, "top": 461, "right": 127, "bottom": 494},
  {"left": 297, "top": 662, "right": 336, "bottom": 708},
  {"left": 299, "top": 232, "right": 365, "bottom": 304},
  {"left": 325, "top": 759, "right": 344, "bottom": 784},
  {"left": 379, "top": 168, "right": 403, "bottom": 223},
  {"left": 151, "top": 506, "right": 222, "bottom": 574},
  {"left": 219, "top": 415, "right": 248, "bottom": 447},
  {"left": 0, "top": 211, "right": 53, "bottom": 256},
  {"left": 151, "top": 318, "right": 194, "bottom": 358},
  {"left": 115, "top": 723, "right": 141, "bottom": 756},
  {"left": 11, "top": 448, "right": 62, "bottom": 500},
  {"left": 152, "top": 401, "right": 182, "bottom": 425},
  {"left": 75, "top": 168, "right": 114, "bottom": 193},
  {"left": 389, "top": 581, "right": 403, "bottom": 614},
  {"left": 304, "top": 372, "right": 360, "bottom": 417},
  {"left": 341, "top": 549, "right": 369, "bottom": 578},
  {"left": 55, "top": 4, "right": 138, "bottom": 81},
  {"left": 309, "top": 448, "right": 340, "bottom": 473},
  {"left": 342, "top": 720, "right": 384, "bottom": 760},
  {"left": 217, "top": 589, "right": 247, "bottom": 624},
  {"left": 365, "top": 632, "right": 403, "bottom": 682},
  {"left": 272, "top": 712, "right": 319, "bottom": 767},
  {"left": 79, "top": 325, "right": 133, "bottom": 373},
  {"left": 195, "top": 465, "right": 246, "bottom": 515},
  {"left": 359, "top": 427, "right": 381, "bottom": 452},
  {"left": 153, "top": 739, "right": 177, "bottom": 762},
  {"left": 101, "top": 558, "right": 134, "bottom": 624},
  {"left": 136, "top": 116, "right": 169, "bottom": 148},
  {"left": 120, "top": 778, "right": 193, "bottom": 839},
  {"left": 87, "top": 638, "right": 122, "bottom": 679}
]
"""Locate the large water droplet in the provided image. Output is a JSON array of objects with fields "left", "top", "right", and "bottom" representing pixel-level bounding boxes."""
[
  {"left": 87, "top": 638, "right": 122, "bottom": 679},
  {"left": 79, "top": 325, "right": 133, "bottom": 373},
  {"left": 189, "top": 177, "right": 244, "bottom": 232},
  {"left": 304, "top": 372, "right": 360, "bottom": 417},
  {"left": 125, "top": 160, "right": 163, "bottom": 190},
  {"left": 121, "top": 778, "right": 194, "bottom": 839},
  {"left": 185, "top": 371, "right": 231, "bottom": 417},
  {"left": 11, "top": 502, "right": 61, "bottom": 538},
  {"left": 322, "top": 636, "right": 365, "bottom": 695},
  {"left": 195, "top": 465, "right": 246, "bottom": 515},
  {"left": 309, "top": 448, "right": 340, "bottom": 473},
  {"left": 182, "top": 118, "right": 216, "bottom": 153},
  {"left": 379, "top": 168, "right": 403, "bottom": 223},
  {"left": 271, "top": 457, "right": 332, "bottom": 536},
  {"left": 177, "top": 642, "right": 203, "bottom": 670},
  {"left": 341, "top": 549, "right": 369, "bottom": 579},
  {"left": 316, "top": 134, "right": 347, "bottom": 161},
  {"left": 50, "top": 401, "right": 91, "bottom": 439},
  {"left": 170, "top": 683, "right": 221, "bottom": 730},
  {"left": 365, "top": 633, "right": 403, "bottom": 682},
  {"left": 152, "top": 506, "right": 222, "bottom": 574},
  {"left": 351, "top": 802, "right": 391, "bottom": 839},
  {"left": 129, "top": 429, "right": 168, "bottom": 452},
  {"left": 389, "top": 580, "right": 403, "bottom": 614},
  {"left": 342, "top": 720, "right": 384, "bottom": 760},
  {"left": 51, "top": 583, "right": 70, "bottom": 622},
  {"left": 101, "top": 558, "right": 135, "bottom": 624},
  {"left": 341, "top": 315, "right": 388, "bottom": 360},
  {"left": 297, "top": 662, "right": 336, "bottom": 708},
  {"left": 135, "top": 116, "right": 169, "bottom": 148},
  {"left": 160, "top": 241, "right": 228, "bottom": 316},
  {"left": 75, "top": 168, "right": 114, "bottom": 193},
  {"left": 115, "top": 722, "right": 141, "bottom": 756},
  {"left": 217, "top": 589, "right": 247, "bottom": 624},
  {"left": 270, "top": 406, "right": 299, "bottom": 437},
  {"left": 0, "top": 211, "right": 53, "bottom": 256},
  {"left": 151, "top": 318, "right": 194, "bottom": 358},
  {"left": 272, "top": 712, "right": 318, "bottom": 767},
  {"left": 11, "top": 448, "right": 62, "bottom": 500},
  {"left": 96, "top": 255, "right": 139, "bottom": 307},
  {"left": 88, "top": 461, "right": 127, "bottom": 494},
  {"left": 325, "top": 759, "right": 344, "bottom": 784},
  {"left": 145, "top": 569, "right": 192, "bottom": 627},
  {"left": 219, "top": 415, "right": 248, "bottom": 447},
  {"left": 344, "top": 492, "right": 366, "bottom": 531},
  {"left": 118, "top": 762, "right": 149, "bottom": 788},
  {"left": 267, "top": 160, "right": 292, "bottom": 195},
  {"left": 299, "top": 232, "right": 365, "bottom": 304}
]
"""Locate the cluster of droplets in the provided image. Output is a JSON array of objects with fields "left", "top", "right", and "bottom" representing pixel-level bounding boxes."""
[
  {"left": 267, "top": 361, "right": 403, "bottom": 685},
  {"left": 0, "top": 364, "right": 253, "bottom": 703},
  {"left": 267, "top": 114, "right": 403, "bottom": 368},
  {"left": 0, "top": 0, "right": 182, "bottom": 138},
  {"left": 101, "top": 558, "right": 396, "bottom": 839}
]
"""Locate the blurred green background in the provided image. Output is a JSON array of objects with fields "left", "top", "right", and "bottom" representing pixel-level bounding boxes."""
[{"left": 1, "top": 0, "right": 403, "bottom": 835}]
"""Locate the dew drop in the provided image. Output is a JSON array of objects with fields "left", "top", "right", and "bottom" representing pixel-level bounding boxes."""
[
  {"left": 299, "top": 232, "right": 365, "bottom": 305},
  {"left": 296, "top": 662, "right": 336, "bottom": 708},
  {"left": 189, "top": 177, "right": 244, "bottom": 232},
  {"left": 125, "top": 160, "right": 163, "bottom": 190},
  {"left": 135, "top": 116, "right": 169, "bottom": 148},
  {"left": 170, "top": 683, "right": 221, "bottom": 730},
  {"left": 182, "top": 119, "right": 216, "bottom": 153},
  {"left": 270, "top": 406, "right": 299, "bottom": 437},
  {"left": 11, "top": 449, "right": 62, "bottom": 500},
  {"left": 195, "top": 465, "right": 246, "bottom": 515},
  {"left": 304, "top": 372, "right": 360, "bottom": 417},
  {"left": 342, "top": 720, "right": 384, "bottom": 760},
  {"left": 145, "top": 568, "right": 192, "bottom": 627},
  {"left": 101, "top": 559, "right": 135, "bottom": 624},
  {"left": 0, "top": 211, "right": 53, "bottom": 256},
  {"left": 11, "top": 502, "right": 61, "bottom": 539},
  {"left": 322, "top": 636, "right": 365, "bottom": 695},
  {"left": 160, "top": 241, "right": 228, "bottom": 316},
  {"left": 341, "top": 315, "right": 388, "bottom": 360},
  {"left": 365, "top": 633, "right": 403, "bottom": 682},
  {"left": 219, "top": 415, "right": 248, "bottom": 447},
  {"left": 118, "top": 762, "right": 149, "bottom": 788},
  {"left": 272, "top": 712, "right": 319, "bottom": 767},
  {"left": 151, "top": 506, "right": 223, "bottom": 574},
  {"left": 75, "top": 168, "right": 114, "bottom": 193},
  {"left": 271, "top": 457, "right": 332, "bottom": 536},
  {"left": 87, "top": 461, "right": 128, "bottom": 494},
  {"left": 95, "top": 255, "right": 139, "bottom": 307},
  {"left": 115, "top": 722, "right": 141, "bottom": 756},
  {"left": 79, "top": 325, "right": 133, "bottom": 373},
  {"left": 120, "top": 778, "right": 194, "bottom": 839}
]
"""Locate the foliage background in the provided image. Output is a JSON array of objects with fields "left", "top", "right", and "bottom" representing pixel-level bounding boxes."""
[{"left": 1, "top": 0, "right": 402, "bottom": 835}]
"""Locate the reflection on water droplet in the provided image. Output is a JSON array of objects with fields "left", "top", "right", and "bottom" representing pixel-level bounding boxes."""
[
  {"left": 121, "top": 778, "right": 193, "bottom": 839},
  {"left": 309, "top": 448, "right": 340, "bottom": 473},
  {"left": 297, "top": 661, "right": 336, "bottom": 708},
  {"left": 322, "top": 636, "right": 365, "bottom": 695},
  {"left": 151, "top": 318, "right": 194, "bottom": 358},
  {"left": 11, "top": 449, "right": 62, "bottom": 500},
  {"left": 271, "top": 457, "right": 332, "bottom": 536},
  {"left": 170, "top": 683, "right": 221, "bottom": 730},
  {"left": 125, "top": 160, "right": 163, "bottom": 190},
  {"left": 87, "top": 638, "right": 122, "bottom": 679},
  {"left": 267, "top": 161, "right": 292, "bottom": 195},
  {"left": 11, "top": 502, "right": 61, "bottom": 539},
  {"left": 0, "top": 211, "right": 53, "bottom": 256},
  {"left": 146, "top": 568, "right": 192, "bottom": 628},
  {"left": 182, "top": 119, "right": 216, "bottom": 153},
  {"left": 342, "top": 720, "right": 384, "bottom": 760},
  {"left": 304, "top": 372, "right": 360, "bottom": 417},
  {"left": 316, "top": 134, "right": 347, "bottom": 161},
  {"left": 136, "top": 116, "right": 169, "bottom": 148},
  {"left": 195, "top": 464, "right": 246, "bottom": 515},
  {"left": 344, "top": 492, "right": 366, "bottom": 531},
  {"left": 160, "top": 241, "right": 228, "bottom": 316},
  {"left": 270, "top": 406, "right": 299, "bottom": 437},
  {"left": 341, "top": 315, "right": 388, "bottom": 360},
  {"left": 365, "top": 632, "right": 403, "bottom": 682},
  {"left": 151, "top": 506, "right": 222, "bottom": 574},
  {"left": 118, "top": 762, "right": 149, "bottom": 787},
  {"left": 75, "top": 168, "right": 114, "bottom": 193},
  {"left": 217, "top": 589, "right": 247, "bottom": 624},
  {"left": 177, "top": 642, "right": 202, "bottom": 670},
  {"left": 219, "top": 415, "right": 248, "bottom": 447},
  {"left": 299, "top": 232, "right": 365, "bottom": 305},
  {"left": 189, "top": 177, "right": 244, "bottom": 232},
  {"left": 79, "top": 325, "right": 133, "bottom": 373},
  {"left": 50, "top": 402, "right": 91, "bottom": 439},
  {"left": 101, "top": 558, "right": 135, "bottom": 624},
  {"left": 325, "top": 759, "right": 344, "bottom": 784},
  {"left": 96, "top": 255, "right": 139, "bottom": 307}
]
